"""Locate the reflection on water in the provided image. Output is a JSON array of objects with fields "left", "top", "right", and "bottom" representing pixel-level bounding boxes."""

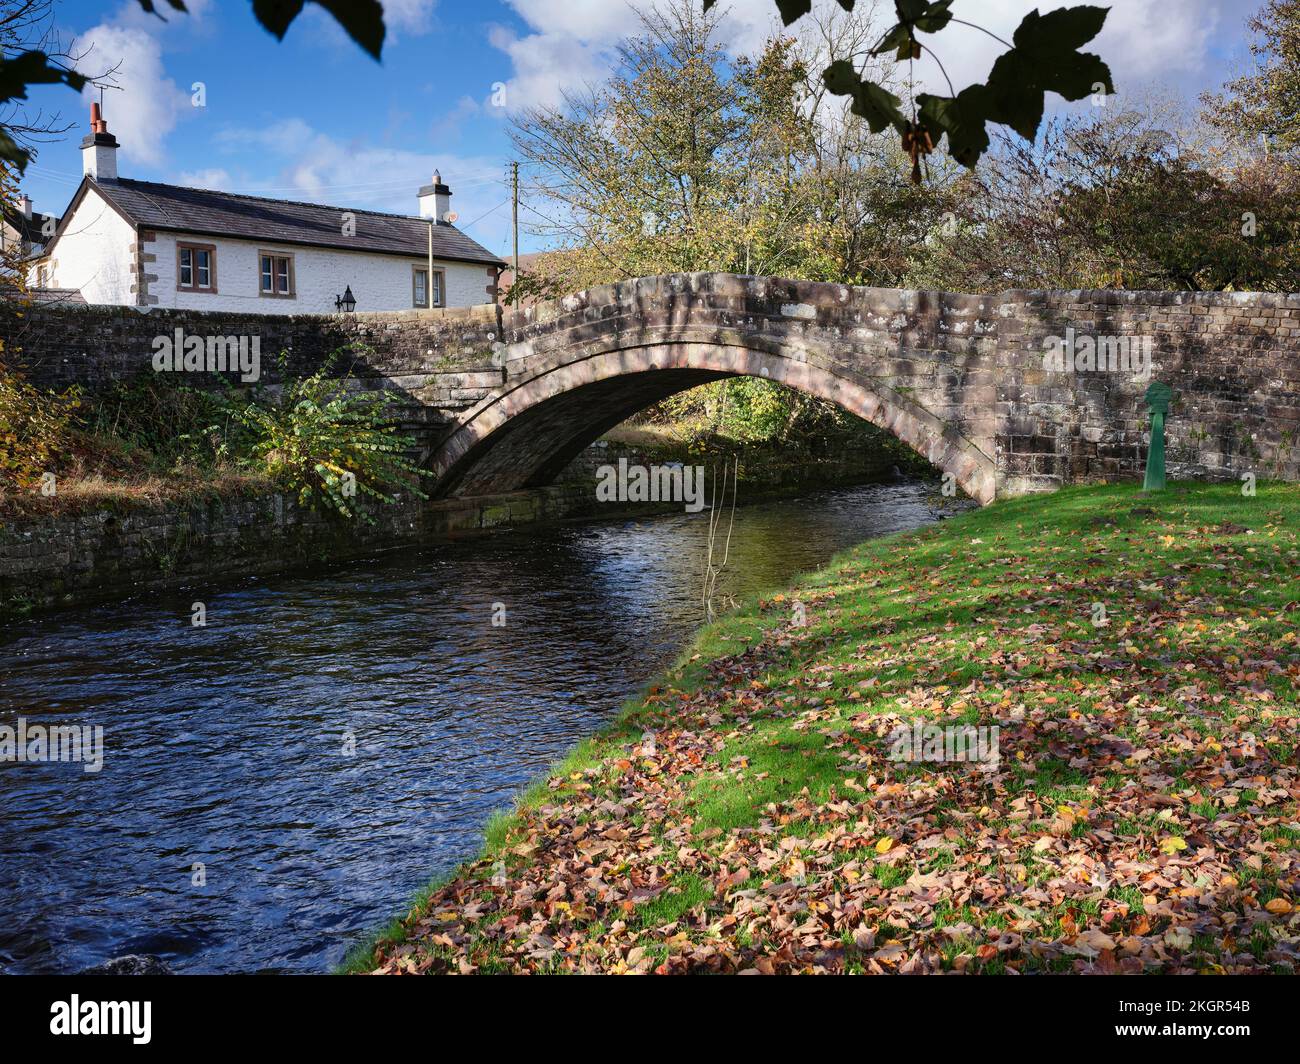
[{"left": 0, "top": 480, "right": 963, "bottom": 973}]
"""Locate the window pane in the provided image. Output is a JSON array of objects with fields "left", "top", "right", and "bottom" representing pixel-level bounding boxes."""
[
  {"left": 414, "top": 270, "right": 427, "bottom": 307},
  {"left": 432, "top": 273, "right": 442, "bottom": 305},
  {"left": 276, "top": 259, "right": 289, "bottom": 293},
  {"left": 261, "top": 256, "right": 272, "bottom": 292},
  {"left": 196, "top": 250, "right": 210, "bottom": 288},
  {"left": 180, "top": 248, "right": 192, "bottom": 286}
]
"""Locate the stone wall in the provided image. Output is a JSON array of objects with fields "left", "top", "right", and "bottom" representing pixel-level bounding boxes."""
[
  {"left": 0, "top": 299, "right": 505, "bottom": 462},
  {"left": 4, "top": 275, "right": 1299, "bottom": 501},
  {"left": 997, "top": 289, "right": 1300, "bottom": 492},
  {"left": 480, "top": 276, "right": 1299, "bottom": 499},
  {"left": 0, "top": 480, "right": 608, "bottom": 619}
]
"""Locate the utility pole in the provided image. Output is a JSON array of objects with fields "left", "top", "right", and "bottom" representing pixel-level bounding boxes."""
[{"left": 511, "top": 160, "right": 519, "bottom": 307}]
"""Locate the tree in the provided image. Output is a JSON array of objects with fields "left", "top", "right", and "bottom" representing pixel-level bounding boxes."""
[
  {"left": 912, "top": 102, "right": 1300, "bottom": 293},
  {"left": 508, "top": 1, "right": 811, "bottom": 289},
  {"left": 510, "top": 0, "right": 956, "bottom": 291},
  {"left": 1203, "top": 0, "right": 1300, "bottom": 157},
  {"left": 708, "top": 0, "right": 1115, "bottom": 182}
]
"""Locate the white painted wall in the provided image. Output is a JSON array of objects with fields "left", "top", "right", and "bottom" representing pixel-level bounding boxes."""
[
  {"left": 34, "top": 187, "right": 135, "bottom": 304},
  {"left": 147, "top": 232, "right": 496, "bottom": 313},
  {"left": 36, "top": 199, "right": 497, "bottom": 312},
  {"left": 147, "top": 231, "right": 496, "bottom": 310}
]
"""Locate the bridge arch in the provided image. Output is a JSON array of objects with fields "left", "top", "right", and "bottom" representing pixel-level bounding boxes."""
[{"left": 430, "top": 338, "right": 998, "bottom": 505}]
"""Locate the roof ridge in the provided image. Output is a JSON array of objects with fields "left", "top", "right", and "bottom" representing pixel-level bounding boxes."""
[{"left": 114, "top": 177, "right": 433, "bottom": 224}]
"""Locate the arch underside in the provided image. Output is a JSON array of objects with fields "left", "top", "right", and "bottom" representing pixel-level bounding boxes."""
[{"left": 431, "top": 343, "right": 997, "bottom": 505}]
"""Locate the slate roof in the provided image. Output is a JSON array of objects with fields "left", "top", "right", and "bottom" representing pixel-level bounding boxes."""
[
  {"left": 2, "top": 203, "right": 57, "bottom": 245},
  {"left": 88, "top": 178, "right": 504, "bottom": 267}
]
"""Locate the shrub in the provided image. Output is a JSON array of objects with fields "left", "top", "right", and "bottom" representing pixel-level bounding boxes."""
[
  {"left": 0, "top": 362, "right": 81, "bottom": 490},
  {"left": 81, "top": 373, "right": 249, "bottom": 473},
  {"left": 219, "top": 354, "right": 428, "bottom": 520}
]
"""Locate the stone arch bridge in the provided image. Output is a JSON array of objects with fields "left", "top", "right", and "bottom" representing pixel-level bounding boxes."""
[
  {"left": 10, "top": 273, "right": 1300, "bottom": 506},
  {"left": 424, "top": 273, "right": 1300, "bottom": 505}
]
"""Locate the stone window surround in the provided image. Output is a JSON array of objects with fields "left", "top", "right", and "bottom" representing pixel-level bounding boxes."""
[
  {"left": 413, "top": 264, "right": 445, "bottom": 309},
  {"left": 177, "top": 241, "right": 217, "bottom": 293},
  {"left": 259, "top": 250, "right": 297, "bottom": 299}
]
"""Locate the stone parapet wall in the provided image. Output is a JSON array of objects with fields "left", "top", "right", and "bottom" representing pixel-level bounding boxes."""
[{"left": 5, "top": 276, "right": 1298, "bottom": 501}]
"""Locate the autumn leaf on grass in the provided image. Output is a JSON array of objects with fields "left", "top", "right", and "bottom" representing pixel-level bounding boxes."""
[
  {"left": 1064, "top": 929, "right": 1116, "bottom": 958},
  {"left": 1159, "top": 836, "right": 1188, "bottom": 855},
  {"left": 1049, "top": 806, "right": 1076, "bottom": 836},
  {"left": 875, "top": 836, "right": 895, "bottom": 854}
]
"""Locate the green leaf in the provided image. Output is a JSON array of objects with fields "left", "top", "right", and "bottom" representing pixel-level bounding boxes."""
[
  {"left": 775, "top": 0, "right": 813, "bottom": 25},
  {"left": 981, "top": 6, "right": 1114, "bottom": 140},
  {"left": 913, "top": 0, "right": 954, "bottom": 33},
  {"left": 872, "top": 24, "right": 919, "bottom": 61},
  {"left": 872, "top": 2, "right": 953, "bottom": 59},
  {"left": 134, "top": 0, "right": 189, "bottom": 16},
  {"left": 823, "top": 61, "right": 906, "bottom": 134},
  {"left": 1012, "top": 5, "right": 1109, "bottom": 52},
  {"left": 917, "top": 86, "right": 991, "bottom": 168},
  {"left": 250, "top": 0, "right": 386, "bottom": 59}
]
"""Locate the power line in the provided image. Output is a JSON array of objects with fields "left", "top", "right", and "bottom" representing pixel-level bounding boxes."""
[{"left": 458, "top": 199, "right": 508, "bottom": 231}]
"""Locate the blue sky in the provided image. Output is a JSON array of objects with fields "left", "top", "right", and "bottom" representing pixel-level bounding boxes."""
[{"left": 22, "top": 0, "right": 1265, "bottom": 257}]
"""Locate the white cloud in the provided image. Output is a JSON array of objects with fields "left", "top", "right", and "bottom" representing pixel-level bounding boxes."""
[
  {"left": 903, "top": 0, "right": 1230, "bottom": 103},
  {"left": 70, "top": 21, "right": 191, "bottom": 166},
  {"left": 210, "top": 119, "right": 513, "bottom": 252},
  {"left": 175, "top": 167, "right": 232, "bottom": 189},
  {"left": 492, "top": 0, "right": 1245, "bottom": 115},
  {"left": 381, "top": 0, "right": 439, "bottom": 35},
  {"left": 487, "top": 25, "right": 618, "bottom": 110},
  {"left": 491, "top": 0, "right": 788, "bottom": 109}
]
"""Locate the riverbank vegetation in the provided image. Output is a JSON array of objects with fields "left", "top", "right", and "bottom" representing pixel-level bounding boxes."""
[
  {"left": 356, "top": 482, "right": 1300, "bottom": 974},
  {"left": 0, "top": 347, "right": 422, "bottom": 520}
]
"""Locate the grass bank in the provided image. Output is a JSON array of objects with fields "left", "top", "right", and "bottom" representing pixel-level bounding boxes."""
[{"left": 352, "top": 482, "right": 1300, "bottom": 975}]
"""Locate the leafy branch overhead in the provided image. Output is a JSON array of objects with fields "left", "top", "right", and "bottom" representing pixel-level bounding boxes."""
[
  {"left": 0, "top": 0, "right": 387, "bottom": 170},
  {"left": 137, "top": 0, "right": 386, "bottom": 57},
  {"left": 707, "top": 0, "right": 1115, "bottom": 181}
]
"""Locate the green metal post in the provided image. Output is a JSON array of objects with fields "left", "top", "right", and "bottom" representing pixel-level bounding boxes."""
[{"left": 1143, "top": 381, "right": 1172, "bottom": 492}]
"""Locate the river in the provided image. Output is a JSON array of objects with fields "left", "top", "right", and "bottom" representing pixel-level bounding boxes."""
[{"left": 0, "top": 479, "right": 965, "bottom": 973}]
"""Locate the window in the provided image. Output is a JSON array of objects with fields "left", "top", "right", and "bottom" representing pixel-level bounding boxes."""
[
  {"left": 259, "top": 252, "right": 295, "bottom": 297},
  {"left": 413, "top": 266, "right": 444, "bottom": 308},
  {"left": 177, "top": 242, "right": 216, "bottom": 293}
]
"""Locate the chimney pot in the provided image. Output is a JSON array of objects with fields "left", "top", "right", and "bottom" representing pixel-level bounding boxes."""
[{"left": 81, "top": 101, "right": 119, "bottom": 180}]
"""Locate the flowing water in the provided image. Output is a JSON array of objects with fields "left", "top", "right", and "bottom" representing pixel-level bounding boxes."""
[{"left": 0, "top": 480, "right": 965, "bottom": 974}]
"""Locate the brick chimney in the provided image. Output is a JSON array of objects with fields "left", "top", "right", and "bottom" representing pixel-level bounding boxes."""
[
  {"left": 417, "top": 170, "right": 452, "bottom": 222},
  {"left": 81, "top": 102, "right": 119, "bottom": 181},
  {"left": 18, "top": 194, "right": 32, "bottom": 219}
]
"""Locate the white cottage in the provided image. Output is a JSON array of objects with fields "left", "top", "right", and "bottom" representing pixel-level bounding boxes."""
[{"left": 31, "top": 105, "right": 505, "bottom": 313}]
